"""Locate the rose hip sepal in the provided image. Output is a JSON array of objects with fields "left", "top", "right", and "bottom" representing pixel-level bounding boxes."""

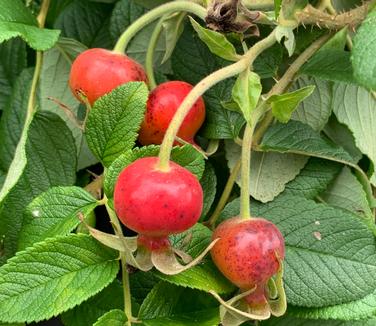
[
  {"left": 69, "top": 48, "right": 147, "bottom": 105},
  {"left": 138, "top": 81, "right": 205, "bottom": 146},
  {"left": 209, "top": 217, "right": 287, "bottom": 324},
  {"left": 86, "top": 157, "right": 217, "bottom": 275}
]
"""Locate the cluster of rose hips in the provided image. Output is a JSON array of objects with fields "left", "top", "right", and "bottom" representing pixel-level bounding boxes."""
[{"left": 69, "top": 48, "right": 285, "bottom": 320}]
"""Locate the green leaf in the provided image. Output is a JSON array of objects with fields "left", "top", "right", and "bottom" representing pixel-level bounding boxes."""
[
  {"left": 62, "top": 280, "right": 124, "bottom": 326},
  {"left": 263, "top": 315, "right": 376, "bottom": 325},
  {"left": 288, "top": 287, "right": 376, "bottom": 320},
  {"left": 94, "top": 310, "right": 126, "bottom": 326},
  {"left": 0, "top": 112, "right": 77, "bottom": 265},
  {"left": 332, "top": 83, "right": 376, "bottom": 185},
  {"left": 351, "top": 9, "right": 376, "bottom": 90},
  {"left": 172, "top": 25, "right": 244, "bottom": 139},
  {"left": 0, "top": 234, "right": 119, "bottom": 323},
  {"left": 39, "top": 37, "right": 97, "bottom": 170},
  {"left": 130, "top": 272, "right": 160, "bottom": 305},
  {"left": 0, "top": 0, "right": 60, "bottom": 50},
  {"left": 291, "top": 76, "right": 332, "bottom": 131},
  {"left": 323, "top": 116, "right": 362, "bottom": 162},
  {"left": 283, "top": 157, "right": 341, "bottom": 200},
  {"left": 162, "top": 12, "right": 185, "bottom": 63},
  {"left": 139, "top": 282, "right": 220, "bottom": 326},
  {"left": 189, "top": 17, "right": 239, "bottom": 61},
  {"left": 268, "top": 85, "right": 315, "bottom": 123},
  {"left": 302, "top": 49, "right": 355, "bottom": 84},
  {"left": 321, "top": 167, "right": 373, "bottom": 220},
  {"left": 0, "top": 68, "right": 33, "bottom": 172},
  {"left": 104, "top": 145, "right": 205, "bottom": 197},
  {"left": 225, "top": 140, "right": 308, "bottom": 202},
  {"left": 54, "top": 1, "right": 113, "bottom": 49},
  {"left": 260, "top": 120, "right": 356, "bottom": 164},
  {"left": 253, "top": 43, "right": 283, "bottom": 79},
  {"left": 85, "top": 82, "right": 148, "bottom": 167},
  {"left": 0, "top": 38, "right": 26, "bottom": 111},
  {"left": 155, "top": 224, "right": 235, "bottom": 294},
  {"left": 110, "top": 0, "right": 167, "bottom": 68},
  {"left": 18, "top": 186, "right": 98, "bottom": 250},
  {"left": 274, "top": 0, "right": 282, "bottom": 18},
  {"left": 221, "top": 194, "right": 376, "bottom": 307},
  {"left": 200, "top": 162, "right": 217, "bottom": 219},
  {"left": 232, "top": 70, "right": 262, "bottom": 123}
]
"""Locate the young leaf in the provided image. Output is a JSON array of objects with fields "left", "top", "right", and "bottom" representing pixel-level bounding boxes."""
[
  {"left": 0, "top": 234, "right": 119, "bottom": 323},
  {"left": 0, "top": 0, "right": 60, "bottom": 50},
  {"left": 351, "top": 9, "right": 376, "bottom": 90},
  {"left": 0, "top": 112, "right": 77, "bottom": 265},
  {"left": 232, "top": 70, "right": 262, "bottom": 123},
  {"left": 221, "top": 195, "right": 376, "bottom": 307},
  {"left": 189, "top": 17, "right": 239, "bottom": 62},
  {"left": 18, "top": 186, "right": 98, "bottom": 250},
  {"left": 268, "top": 86, "right": 315, "bottom": 123},
  {"left": 85, "top": 82, "right": 148, "bottom": 167},
  {"left": 291, "top": 76, "right": 332, "bottom": 131},
  {"left": 62, "top": 281, "right": 124, "bottom": 326},
  {"left": 332, "top": 83, "right": 376, "bottom": 185},
  {"left": 154, "top": 224, "right": 235, "bottom": 294},
  {"left": 275, "top": 26, "right": 295, "bottom": 56},
  {"left": 260, "top": 120, "right": 356, "bottom": 164},
  {"left": 104, "top": 145, "right": 205, "bottom": 197},
  {"left": 321, "top": 167, "right": 373, "bottom": 220},
  {"left": 225, "top": 141, "right": 308, "bottom": 202},
  {"left": 0, "top": 38, "right": 26, "bottom": 111},
  {"left": 172, "top": 25, "right": 244, "bottom": 139},
  {"left": 93, "top": 310, "right": 126, "bottom": 326}
]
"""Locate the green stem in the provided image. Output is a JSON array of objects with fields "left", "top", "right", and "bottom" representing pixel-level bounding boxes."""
[
  {"left": 113, "top": 1, "right": 206, "bottom": 53},
  {"left": 105, "top": 201, "right": 133, "bottom": 325},
  {"left": 239, "top": 123, "right": 256, "bottom": 219},
  {"left": 145, "top": 18, "right": 165, "bottom": 89},
  {"left": 253, "top": 33, "right": 333, "bottom": 145},
  {"left": 207, "top": 158, "right": 241, "bottom": 228},
  {"left": 157, "top": 30, "right": 277, "bottom": 170}
]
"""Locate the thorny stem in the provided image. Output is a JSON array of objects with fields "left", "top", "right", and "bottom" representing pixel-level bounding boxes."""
[
  {"left": 113, "top": 1, "right": 206, "bottom": 53},
  {"left": 207, "top": 158, "right": 241, "bottom": 228},
  {"left": 296, "top": 1, "right": 373, "bottom": 30},
  {"left": 145, "top": 18, "right": 165, "bottom": 90},
  {"left": 105, "top": 200, "right": 134, "bottom": 325},
  {"left": 157, "top": 29, "right": 277, "bottom": 170}
]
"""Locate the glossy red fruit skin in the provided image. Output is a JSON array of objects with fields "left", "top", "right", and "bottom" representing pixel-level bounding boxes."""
[
  {"left": 69, "top": 48, "right": 147, "bottom": 105},
  {"left": 138, "top": 81, "right": 205, "bottom": 145},
  {"left": 211, "top": 217, "right": 285, "bottom": 290},
  {"left": 114, "top": 157, "right": 203, "bottom": 238}
]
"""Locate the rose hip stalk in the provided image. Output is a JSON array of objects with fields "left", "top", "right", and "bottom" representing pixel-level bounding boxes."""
[
  {"left": 69, "top": 48, "right": 147, "bottom": 105},
  {"left": 112, "top": 157, "right": 217, "bottom": 274}
]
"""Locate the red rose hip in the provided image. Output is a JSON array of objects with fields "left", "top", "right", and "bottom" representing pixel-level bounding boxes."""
[
  {"left": 114, "top": 157, "right": 203, "bottom": 250},
  {"left": 211, "top": 217, "right": 285, "bottom": 290},
  {"left": 138, "top": 81, "right": 205, "bottom": 145},
  {"left": 69, "top": 48, "right": 147, "bottom": 105}
]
